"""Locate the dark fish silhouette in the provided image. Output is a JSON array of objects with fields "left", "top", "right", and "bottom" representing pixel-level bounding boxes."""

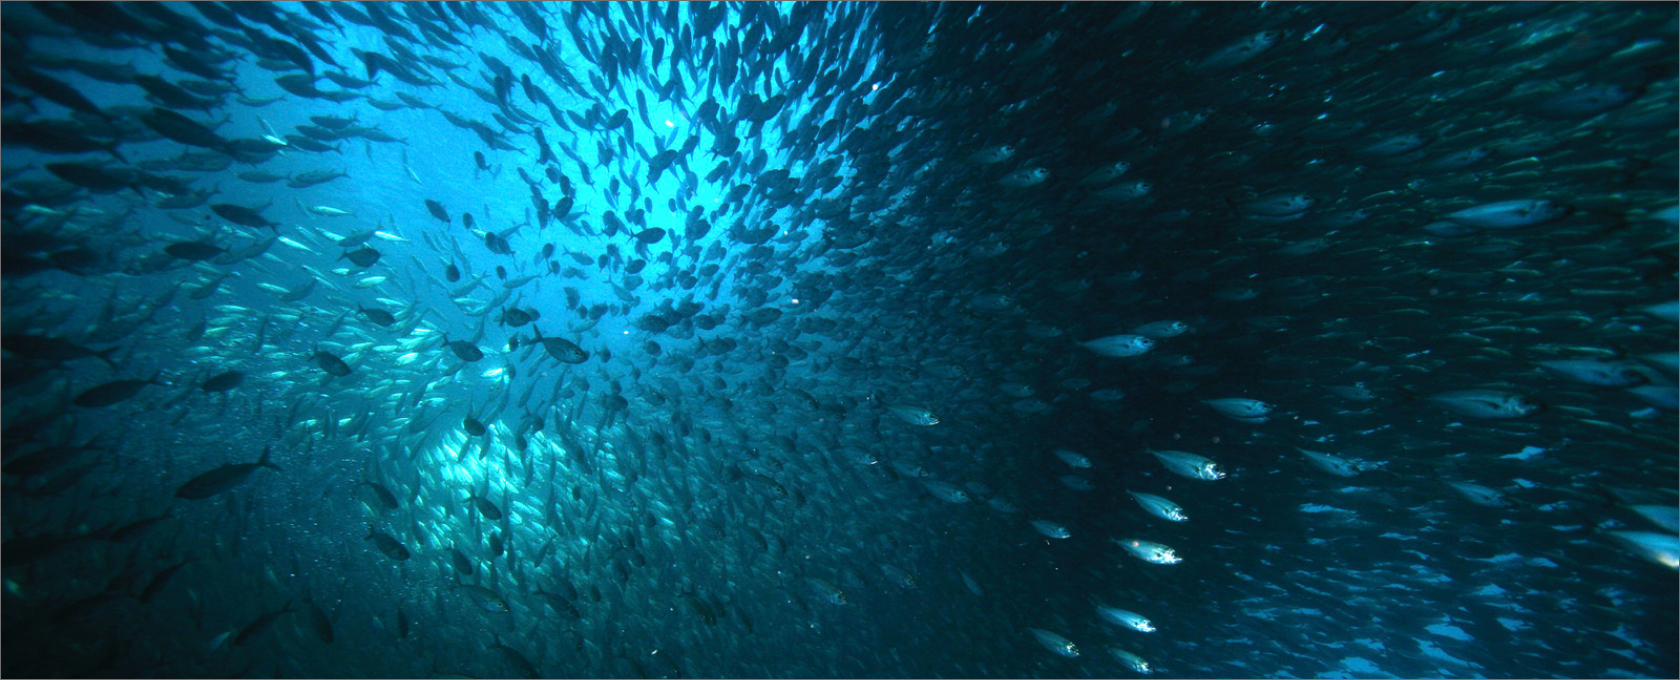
[
  {"left": 424, "top": 199, "right": 450, "bottom": 223},
  {"left": 210, "top": 203, "right": 279, "bottom": 229},
  {"left": 74, "top": 372, "right": 163, "bottom": 408},
  {"left": 175, "top": 446, "right": 282, "bottom": 499},
  {"left": 199, "top": 370, "right": 244, "bottom": 393}
]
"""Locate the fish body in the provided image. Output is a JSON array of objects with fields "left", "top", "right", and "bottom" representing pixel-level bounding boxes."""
[
  {"left": 459, "top": 584, "right": 510, "bottom": 612},
  {"left": 1149, "top": 449, "right": 1226, "bottom": 480},
  {"left": 234, "top": 601, "right": 295, "bottom": 646},
  {"left": 806, "top": 577, "right": 847, "bottom": 605},
  {"left": 1193, "top": 30, "right": 1279, "bottom": 71},
  {"left": 176, "top": 446, "right": 282, "bottom": 499},
  {"left": 1080, "top": 161, "right": 1131, "bottom": 186},
  {"left": 1130, "top": 321, "right": 1189, "bottom": 338},
  {"left": 1096, "top": 604, "right": 1155, "bottom": 632},
  {"left": 200, "top": 370, "right": 244, "bottom": 393},
  {"left": 365, "top": 529, "right": 410, "bottom": 560},
  {"left": 922, "top": 480, "right": 971, "bottom": 503},
  {"left": 74, "top": 373, "right": 163, "bottom": 408},
  {"left": 1607, "top": 531, "right": 1679, "bottom": 569},
  {"left": 424, "top": 199, "right": 451, "bottom": 223},
  {"left": 1629, "top": 506, "right": 1680, "bottom": 533},
  {"left": 969, "top": 145, "right": 1016, "bottom": 164},
  {"left": 211, "top": 203, "right": 279, "bottom": 229},
  {"left": 1082, "top": 334, "right": 1154, "bottom": 357},
  {"left": 1443, "top": 199, "right": 1570, "bottom": 228},
  {"left": 1297, "top": 448, "right": 1361, "bottom": 477},
  {"left": 1425, "top": 389, "right": 1542, "bottom": 419},
  {"left": 885, "top": 404, "right": 939, "bottom": 426},
  {"left": 1446, "top": 481, "right": 1510, "bottom": 507},
  {"left": 312, "top": 350, "right": 353, "bottom": 376},
  {"left": 998, "top": 168, "right": 1049, "bottom": 188},
  {"left": 1114, "top": 538, "right": 1181, "bottom": 564},
  {"left": 1027, "top": 628, "right": 1079, "bottom": 658},
  {"left": 1108, "top": 647, "right": 1151, "bottom": 674},
  {"left": 1202, "top": 398, "right": 1273, "bottom": 420},
  {"left": 1127, "top": 490, "right": 1187, "bottom": 522},
  {"left": 1536, "top": 360, "right": 1646, "bottom": 388},
  {"left": 1029, "top": 520, "right": 1070, "bottom": 539},
  {"left": 1240, "top": 192, "right": 1315, "bottom": 217},
  {"left": 445, "top": 340, "right": 484, "bottom": 362},
  {"left": 1053, "top": 449, "right": 1092, "bottom": 468}
]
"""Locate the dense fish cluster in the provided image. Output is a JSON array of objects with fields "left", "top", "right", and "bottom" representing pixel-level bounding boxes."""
[{"left": 2, "top": 2, "right": 1676, "bottom": 678}]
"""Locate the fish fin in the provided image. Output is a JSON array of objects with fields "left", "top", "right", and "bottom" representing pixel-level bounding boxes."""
[
  {"left": 257, "top": 446, "right": 282, "bottom": 472},
  {"left": 95, "top": 346, "right": 121, "bottom": 371}
]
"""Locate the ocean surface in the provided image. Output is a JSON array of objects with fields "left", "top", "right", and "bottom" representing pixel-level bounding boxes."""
[{"left": 2, "top": 2, "right": 1677, "bottom": 678}]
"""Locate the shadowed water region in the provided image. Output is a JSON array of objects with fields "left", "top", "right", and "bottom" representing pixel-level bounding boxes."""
[{"left": 2, "top": 2, "right": 1677, "bottom": 678}]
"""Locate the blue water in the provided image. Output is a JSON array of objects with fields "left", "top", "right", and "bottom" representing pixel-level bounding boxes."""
[{"left": 2, "top": 2, "right": 1677, "bottom": 678}]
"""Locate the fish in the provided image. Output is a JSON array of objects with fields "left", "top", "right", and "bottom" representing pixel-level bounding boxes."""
[
  {"left": 997, "top": 168, "right": 1049, "bottom": 188},
  {"left": 1201, "top": 398, "right": 1274, "bottom": 422},
  {"left": 312, "top": 349, "right": 353, "bottom": 376},
  {"left": 139, "top": 558, "right": 192, "bottom": 604},
  {"left": 364, "top": 528, "right": 410, "bottom": 560},
  {"left": 1536, "top": 359, "right": 1647, "bottom": 388},
  {"left": 1027, "top": 628, "right": 1079, "bottom": 658},
  {"left": 175, "top": 446, "right": 282, "bottom": 499},
  {"left": 444, "top": 338, "right": 484, "bottom": 362},
  {"left": 922, "top": 479, "right": 971, "bottom": 503},
  {"left": 74, "top": 372, "right": 164, "bottom": 408},
  {"left": 1080, "top": 161, "right": 1132, "bottom": 186},
  {"left": 211, "top": 203, "right": 280, "bottom": 229},
  {"left": 340, "top": 247, "right": 382, "bottom": 268},
  {"left": 2, "top": 334, "right": 120, "bottom": 368},
  {"left": 1296, "top": 448, "right": 1363, "bottom": 477},
  {"left": 233, "top": 601, "right": 295, "bottom": 646},
  {"left": 1424, "top": 389, "right": 1543, "bottom": 419},
  {"left": 200, "top": 370, "right": 244, "bottom": 393},
  {"left": 1081, "top": 334, "right": 1155, "bottom": 357},
  {"left": 1096, "top": 604, "right": 1156, "bottom": 633},
  {"left": 307, "top": 205, "right": 356, "bottom": 217},
  {"left": 1028, "top": 520, "right": 1070, "bottom": 539},
  {"left": 885, "top": 404, "right": 939, "bottom": 426},
  {"left": 305, "top": 595, "right": 335, "bottom": 644},
  {"left": 424, "top": 199, "right": 451, "bottom": 223},
  {"left": 1445, "top": 481, "right": 1510, "bottom": 508},
  {"left": 1192, "top": 30, "right": 1280, "bottom": 72},
  {"left": 1442, "top": 199, "right": 1571, "bottom": 229},
  {"left": 1113, "top": 538, "right": 1181, "bottom": 565},
  {"left": 1606, "top": 531, "right": 1679, "bottom": 569},
  {"left": 969, "top": 145, "right": 1017, "bottom": 164},
  {"left": 459, "top": 583, "right": 510, "bottom": 612},
  {"left": 1107, "top": 647, "right": 1151, "bottom": 674},
  {"left": 357, "top": 305, "right": 396, "bottom": 327},
  {"left": 139, "top": 107, "right": 229, "bottom": 150},
  {"left": 1130, "top": 321, "right": 1189, "bottom": 339},
  {"left": 1053, "top": 449, "right": 1092, "bottom": 469},
  {"left": 1149, "top": 449, "right": 1227, "bottom": 481},
  {"left": 806, "top": 577, "right": 847, "bottom": 605},
  {"left": 164, "top": 241, "right": 227, "bottom": 261},
  {"left": 1127, "top": 490, "right": 1187, "bottom": 522}
]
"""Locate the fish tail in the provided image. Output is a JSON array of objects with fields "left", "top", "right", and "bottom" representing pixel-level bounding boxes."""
[
  {"left": 257, "top": 446, "right": 283, "bottom": 472},
  {"left": 96, "top": 346, "right": 121, "bottom": 370}
]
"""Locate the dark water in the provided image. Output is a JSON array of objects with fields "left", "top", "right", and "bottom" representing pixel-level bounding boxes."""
[{"left": 2, "top": 2, "right": 1676, "bottom": 678}]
